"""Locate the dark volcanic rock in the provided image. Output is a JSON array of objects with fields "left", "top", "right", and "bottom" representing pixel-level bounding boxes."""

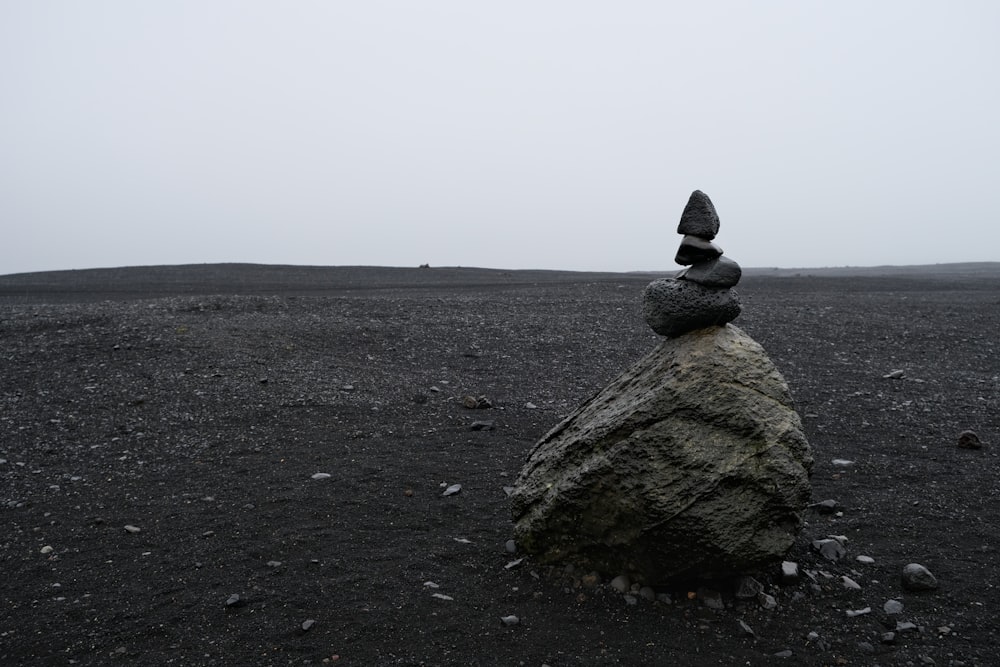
[
  {"left": 678, "top": 255, "right": 742, "bottom": 288},
  {"left": 510, "top": 325, "right": 813, "bottom": 584},
  {"left": 901, "top": 563, "right": 939, "bottom": 591},
  {"left": 642, "top": 278, "right": 741, "bottom": 337},
  {"left": 957, "top": 429, "right": 983, "bottom": 449},
  {"left": 674, "top": 235, "right": 723, "bottom": 266},
  {"left": 677, "top": 190, "right": 721, "bottom": 240}
]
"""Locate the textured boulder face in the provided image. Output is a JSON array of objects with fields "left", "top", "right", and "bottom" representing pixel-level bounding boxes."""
[
  {"left": 643, "top": 277, "right": 741, "bottom": 337},
  {"left": 510, "top": 325, "right": 813, "bottom": 584}
]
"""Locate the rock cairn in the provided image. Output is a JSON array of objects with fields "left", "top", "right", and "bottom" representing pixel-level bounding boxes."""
[{"left": 643, "top": 190, "right": 742, "bottom": 337}]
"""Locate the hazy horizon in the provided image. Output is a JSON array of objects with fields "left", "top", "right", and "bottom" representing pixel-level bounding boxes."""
[{"left": 3, "top": 2, "right": 999, "bottom": 275}]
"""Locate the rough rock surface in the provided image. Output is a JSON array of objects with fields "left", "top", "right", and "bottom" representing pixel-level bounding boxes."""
[
  {"left": 674, "top": 235, "right": 724, "bottom": 266},
  {"left": 678, "top": 255, "right": 743, "bottom": 288},
  {"left": 511, "top": 324, "right": 813, "bottom": 583},
  {"left": 643, "top": 277, "right": 741, "bottom": 337},
  {"left": 677, "top": 189, "right": 721, "bottom": 239}
]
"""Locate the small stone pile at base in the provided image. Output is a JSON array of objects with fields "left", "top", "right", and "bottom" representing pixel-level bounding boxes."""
[
  {"left": 510, "top": 190, "right": 813, "bottom": 585},
  {"left": 643, "top": 190, "right": 742, "bottom": 337}
]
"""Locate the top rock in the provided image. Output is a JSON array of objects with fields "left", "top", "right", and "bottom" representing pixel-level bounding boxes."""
[{"left": 677, "top": 190, "right": 720, "bottom": 240}]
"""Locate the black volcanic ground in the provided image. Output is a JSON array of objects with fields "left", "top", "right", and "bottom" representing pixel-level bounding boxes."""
[{"left": 1, "top": 263, "right": 998, "bottom": 666}]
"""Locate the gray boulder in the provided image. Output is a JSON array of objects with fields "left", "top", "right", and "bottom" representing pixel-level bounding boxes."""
[
  {"left": 643, "top": 278, "right": 741, "bottom": 337},
  {"left": 510, "top": 325, "right": 813, "bottom": 584},
  {"left": 677, "top": 190, "right": 720, "bottom": 240}
]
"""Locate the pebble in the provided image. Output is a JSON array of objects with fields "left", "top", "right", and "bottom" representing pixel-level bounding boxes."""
[
  {"left": 40, "top": 545, "right": 54, "bottom": 554},
  {"left": 225, "top": 594, "right": 241, "bottom": 607},
  {"left": 301, "top": 619, "right": 315, "bottom": 631},
  {"left": 901, "top": 563, "right": 939, "bottom": 591},
  {"left": 504, "top": 558, "right": 524, "bottom": 570},
  {"left": 310, "top": 473, "right": 331, "bottom": 480},
  {"left": 525, "top": 402, "right": 538, "bottom": 409},
  {"left": 896, "top": 621, "right": 919, "bottom": 633},
  {"left": 609, "top": 575, "right": 630, "bottom": 593},
  {"left": 638, "top": 586, "right": 656, "bottom": 601},
  {"left": 957, "top": 430, "right": 983, "bottom": 449},
  {"left": 504, "top": 539, "right": 517, "bottom": 554},
  {"left": 883, "top": 369, "right": 905, "bottom": 379},
  {"left": 442, "top": 484, "right": 462, "bottom": 497},
  {"left": 831, "top": 459, "right": 854, "bottom": 467},
  {"left": 469, "top": 420, "right": 495, "bottom": 431},
  {"left": 124, "top": 525, "right": 141, "bottom": 534},
  {"left": 857, "top": 641, "right": 875, "bottom": 654},
  {"left": 431, "top": 593, "right": 454, "bottom": 601},
  {"left": 881, "top": 631, "right": 896, "bottom": 644},
  {"left": 780, "top": 560, "right": 800, "bottom": 584},
  {"left": 266, "top": 560, "right": 282, "bottom": 568},
  {"left": 500, "top": 615, "right": 520, "bottom": 626},
  {"left": 757, "top": 593, "right": 777, "bottom": 611},
  {"left": 841, "top": 575, "right": 861, "bottom": 590},
  {"left": 812, "top": 499, "right": 840, "bottom": 514},
  {"left": 423, "top": 581, "right": 440, "bottom": 589},
  {"left": 856, "top": 555, "right": 875, "bottom": 564},
  {"left": 773, "top": 650, "right": 793, "bottom": 658},
  {"left": 884, "top": 599, "right": 904, "bottom": 615},
  {"left": 735, "top": 576, "right": 763, "bottom": 599},
  {"left": 812, "top": 538, "right": 846, "bottom": 561},
  {"left": 845, "top": 607, "right": 871, "bottom": 617},
  {"left": 738, "top": 620, "right": 755, "bottom": 637}
]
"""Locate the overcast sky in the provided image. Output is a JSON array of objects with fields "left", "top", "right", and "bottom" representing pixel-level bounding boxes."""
[{"left": 2, "top": 2, "right": 998, "bottom": 275}]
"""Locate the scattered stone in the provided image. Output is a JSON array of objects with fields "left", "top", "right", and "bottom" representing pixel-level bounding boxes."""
[
  {"left": 896, "top": 621, "right": 919, "bottom": 633},
  {"left": 773, "top": 650, "right": 793, "bottom": 658},
  {"left": 124, "top": 525, "right": 141, "bottom": 534},
  {"left": 738, "top": 619, "right": 756, "bottom": 637},
  {"left": 525, "top": 402, "right": 538, "bottom": 409},
  {"left": 902, "top": 563, "right": 938, "bottom": 591},
  {"left": 806, "top": 631, "right": 819, "bottom": 642},
  {"left": 266, "top": 560, "right": 282, "bottom": 568},
  {"left": 937, "top": 625, "right": 951, "bottom": 635},
  {"left": 831, "top": 459, "right": 854, "bottom": 467},
  {"left": 780, "top": 560, "right": 800, "bottom": 584},
  {"left": 845, "top": 607, "right": 871, "bottom": 617},
  {"left": 656, "top": 592, "right": 672, "bottom": 604},
  {"left": 511, "top": 325, "right": 812, "bottom": 583},
  {"left": 422, "top": 581, "right": 440, "bottom": 589},
  {"left": 857, "top": 641, "right": 875, "bottom": 654},
  {"left": 677, "top": 190, "right": 720, "bottom": 240},
  {"left": 638, "top": 586, "right": 656, "bottom": 601},
  {"left": 301, "top": 619, "right": 315, "bottom": 631},
  {"left": 469, "top": 420, "right": 495, "bottom": 431},
  {"left": 700, "top": 588, "right": 725, "bottom": 610},
  {"left": 642, "top": 278, "right": 741, "bottom": 338},
  {"left": 758, "top": 593, "right": 777, "bottom": 611},
  {"left": 500, "top": 615, "right": 520, "bottom": 626},
  {"left": 957, "top": 430, "right": 983, "bottom": 449},
  {"left": 881, "top": 631, "right": 896, "bottom": 644},
  {"left": 442, "top": 484, "right": 462, "bottom": 497},
  {"left": 40, "top": 545, "right": 54, "bottom": 554},
  {"left": 462, "top": 395, "right": 492, "bottom": 409},
  {"left": 431, "top": 593, "right": 454, "bottom": 601},
  {"left": 810, "top": 499, "right": 840, "bottom": 514},
  {"left": 883, "top": 599, "right": 904, "bottom": 615},
  {"left": 609, "top": 575, "right": 631, "bottom": 593},
  {"left": 505, "top": 539, "right": 518, "bottom": 554},
  {"left": 310, "top": 473, "right": 331, "bottom": 480},
  {"left": 623, "top": 594, "right": 638, "bottom": 606},
  {"left": 812, "top": 538, "right": 846, "bottom": 562},
  {"left": 841, "top": 575, "right": 861, "bottom": 590},
  {"left": 453, "top": 537, "right": 473, "bottom": 544},
  {"left": 883, "top": 369, "right": 905, "bottom": 379},
  {"left": 856, "top": 555, "right": 875, "bottom": 564},
  {"left": 735, "top": 576, "right": 764, "bottom": 599},
  {"left": 502, "top": 486, "right": 515, "bottom": 497},
  {"left": 504, "top": 558, "right": 524, "bottom": 570},
  {"left": 225, "top": 594, "right": 241, "bottom": 607}
]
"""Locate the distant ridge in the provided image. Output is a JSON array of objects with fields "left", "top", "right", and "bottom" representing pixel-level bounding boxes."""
[{"left": 740, "top": 262, "right": 1000, "bottom": 278}]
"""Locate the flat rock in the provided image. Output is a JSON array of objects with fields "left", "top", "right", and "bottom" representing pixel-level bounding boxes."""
[
  {"left": 677, "top": 256, "right": 742, "bottom": 288},
  {"left": 510, "top": 325, "right": 812, "bottom": 583},
  {"left": 642, "top": 278, "right": 741, "bottom": 338},
  {"left": 901, "top": 563, "right": 938, "bottom": 591},
  {"left": 674, "top": 235, "right": 723, "bottom": 266},
  {"left": 677, "top": 190, "right": 720, "bottom": 240}
]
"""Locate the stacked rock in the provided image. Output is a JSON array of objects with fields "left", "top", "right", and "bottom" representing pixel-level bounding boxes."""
[{"left": 642, "top": 190, "right": 743, "bottom": 337}]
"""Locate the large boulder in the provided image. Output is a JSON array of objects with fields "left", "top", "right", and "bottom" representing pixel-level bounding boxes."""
[
  {"left": 510, "top": 325, "right": 813, "bottom": 584},
  {"left": 643, "top": 277, "right": 741, "bottom": 337}
]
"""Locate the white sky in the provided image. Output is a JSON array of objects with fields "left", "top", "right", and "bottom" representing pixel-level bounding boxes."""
[{"left": 2, "top": 1, "right": 999, "bottom": 275}]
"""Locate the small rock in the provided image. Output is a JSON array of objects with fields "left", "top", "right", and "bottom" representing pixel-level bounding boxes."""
[
  {"left": 841, "top": 575, "right": 861, "bottom": 590},
  {"left": 831, "top": 459, "right": 854, "bottom": 467},
  {"left": 757, "top": 593, "right": 777, "bottom": 611},
  {"left": 581, "top": 573, "right": 601, "bottom": 588},
  {"left": 422, "top": 581, "right": 439, "bottom": 588},
  {"left": 301, "top": 619, "right": 315, "bottom": 631},
  {"left": 500, "top": 615, "right": 520, "bottom": 626},
  {"left": 812, "top": 538, "right": 846, "bottom": 561},
  {"left": 780, "top": 560, "right": 800, "bottom": 584},
  {"left": 638, "top": 586, "right": 656, "bottom": 601},
  {"left": 856, "top": 555, "right": 875, "bottom": 564},
  {"left": 806, "top": 631, "right": 819, "bottom": 642},
  {"left": 623, "top": 595, "right": 638, "bottom": 606},
  {"left": 678, "top": 256, "right": 742, "bottom": 288},
  {"left": 674, "top": 235, "right": 723, "bottom": 265},
  {"left": 735, "top": 576, "right": 764, "bottom": 599},
  {"left": 609, "top": 575, "right": 631, "bottom": 593},
  {"left": 901, "top": 563, "right": 939, "bottom": 591},
  {"left": 957, "top": 430, "right": 983, "bottom": 449},
  {"left": 677, "top": 190, "right": 721, "bottom": 240},
  {"left": 431, "top": 593, "right": 454, "bottom": 601},
  {"left": 656, "top": 592, "right": 672, "bottom": 604},
  {"left": 442, "top": 484, "right": 462, "bottom": 497},
  {"left": 896, "top": 621, "right": 919, "bottom": 633},
  {"left": 773, "top": 650, "right": 793, "bottom": 658},
  {"left": 266, "top": 560, "right": 282, "bottom": 568},
  {"left": 124, "top": 525, "right": 141, "bottom": 534},
  {"left": 311, "top": 473, "right": 331, "bottom": 480},
  {"left": 857, "top": 641, "right": 875, "bottom": 654},
  {"left": 525, "top": 402, "right": 538, "bottom": 409},
  {"left": 225, "top": 594, "right": 241, "bottom": 607},
  {"left": 502, "top": 486, "right": 515, "bottom": 497},
  {"left": 738, "top": 619, "right": 756, "bottom": 637},
  {"left": 469, "top": 420, "right": 495, "bottom": 431},
  {"left": 463, "top": 395, "right": 492, "bottom": 409},
  {"left": 40, "top": 545, "right": 54, "bottom": 554},
  {"left": 846, "top": 607, "right": 871, "bottom": 617},
  {"left": 884, "top": 599, "right": 904, "bottom": 615},
  {"left": 880, "top": 631, "right": 896, "bottom": 644},
  {"left": 504, "top": 539, "right": 517, "bottom": 554},
  {"left": 883, "top": 369, "right": 906, "bottom": 379},
  {"left": 811, "top": 499, "right": 840, "bottom": 514},
  {"left": 504, "top": 558, "right": 524, "bottom": 570}
]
